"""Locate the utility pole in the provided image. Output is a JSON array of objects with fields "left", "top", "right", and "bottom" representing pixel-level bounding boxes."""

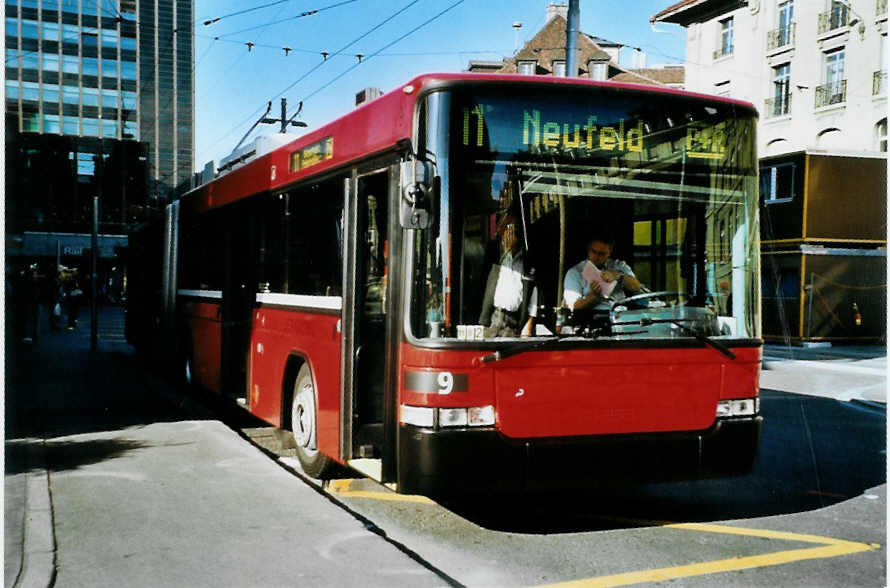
[
  {"left": 91, "top": 139, "right": 101, "bottom": 351},
  {"left": 565, "top": 0, "right": 580, "bottom": 77}
]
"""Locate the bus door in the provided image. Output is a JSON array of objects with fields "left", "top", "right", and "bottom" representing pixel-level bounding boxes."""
[
  {"left": 220, "top": 201, "right": 258, "bottom": 400},
  {"left": 342, "top": 168, "right": 396, "bottom": 481}
]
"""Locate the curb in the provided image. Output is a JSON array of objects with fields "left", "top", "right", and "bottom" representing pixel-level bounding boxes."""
[{"left": 16, "top": 440, "right": 56, "bottom": 588}]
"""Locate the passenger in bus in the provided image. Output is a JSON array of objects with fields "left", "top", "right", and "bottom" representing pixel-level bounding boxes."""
[
  {"left": 479, "top": 215, "right": 538, "bottom": 337},
  {"left": 563, "top": 234, "right": 642, "bottom": 311}
]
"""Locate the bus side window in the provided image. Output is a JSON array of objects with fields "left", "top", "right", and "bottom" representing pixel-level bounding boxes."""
[
  {"left": 285, "top": 176, "right": 345, "bottom": 297},
  {"left": 364, "top": 193, "right": 386, "bottom": 315},
  {"left": 256, "top": 193, "right": 288, "bottom": 293}
]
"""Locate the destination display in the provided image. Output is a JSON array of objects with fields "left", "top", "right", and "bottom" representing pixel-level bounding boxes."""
[
  {"left": 458, "top": 92, "right": 736, "bottom": 163},
  {"left": 290, "top": 136, "right": 334, "bottom": 172}
]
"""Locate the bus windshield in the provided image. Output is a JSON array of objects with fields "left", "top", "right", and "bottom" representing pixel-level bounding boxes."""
[{"left": 410, "top": 86, "right": 760, "bottom": 342}]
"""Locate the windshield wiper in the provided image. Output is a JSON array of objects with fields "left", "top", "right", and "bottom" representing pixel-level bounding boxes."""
[
  {"left": 480, "top": 337, "right": 561, "bottom": 363},
  {"left": 622, "top": 317, "right": 736, "bottom": 360}
]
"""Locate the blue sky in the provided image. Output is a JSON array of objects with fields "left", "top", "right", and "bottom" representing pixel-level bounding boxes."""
[{"left": 193, "top": 0, "right": 686, "bottom": 171}]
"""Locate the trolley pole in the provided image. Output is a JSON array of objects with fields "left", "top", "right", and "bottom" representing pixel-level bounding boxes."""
[
  {"left": 260, "top": 98, "right": 308, "bottom": 133},
  {"left": 565, "top": 0, "right": 580, "bottom": 77}
]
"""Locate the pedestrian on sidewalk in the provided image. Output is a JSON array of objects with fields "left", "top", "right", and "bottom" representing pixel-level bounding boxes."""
[
  {"left": 48, "top": 267, "right": 64, "bottom": 330},
  {"left": 11, "top": 262, "right": 42, "bottom": 343},
  {"left": 65, "top": 274, "right": 84, "bottom": 331}
]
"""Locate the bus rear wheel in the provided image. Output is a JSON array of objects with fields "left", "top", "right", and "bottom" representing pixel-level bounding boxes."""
[{"left": 291, "top": 364, "right": 336, "bottom": 478}]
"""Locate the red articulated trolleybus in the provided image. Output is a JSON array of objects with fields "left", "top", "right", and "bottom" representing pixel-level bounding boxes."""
[{"left": 139, "top": 73, "right": 764, "bottom": 495}]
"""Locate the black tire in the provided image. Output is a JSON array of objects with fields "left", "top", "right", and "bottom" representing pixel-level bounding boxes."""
[{"left": 290, "top": 364, "right": 336, "bottom": 478}]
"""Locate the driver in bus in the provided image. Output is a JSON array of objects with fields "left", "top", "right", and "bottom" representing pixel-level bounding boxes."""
[
  {"left": 563, "top": 233, "right": 642, "bottom": 311},
  {"left": 479, "top": 214, "right": 538, "bottom": 337}
]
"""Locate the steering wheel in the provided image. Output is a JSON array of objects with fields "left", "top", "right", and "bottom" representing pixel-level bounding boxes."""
[{"left": 610, "top": 291, "right": 689, "bottom": 313}]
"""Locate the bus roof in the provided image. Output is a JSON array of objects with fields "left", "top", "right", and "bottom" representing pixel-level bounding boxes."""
[{"left": 181, "top": 72, "right": 758, "bottom": 215}]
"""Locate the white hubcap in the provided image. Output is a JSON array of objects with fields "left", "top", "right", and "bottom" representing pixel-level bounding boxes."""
[{"left": 293, "top": 380, "right": 315, "bottom": 450}]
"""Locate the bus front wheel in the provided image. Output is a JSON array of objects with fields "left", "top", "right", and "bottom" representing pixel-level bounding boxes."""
[{"left": 291, "top": 364, "right": 336, "bottom": 478}]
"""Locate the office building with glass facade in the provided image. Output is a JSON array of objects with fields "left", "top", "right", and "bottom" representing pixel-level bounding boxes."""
[{"left": 5, "top": 0, "right": 193, "bottom": 240}]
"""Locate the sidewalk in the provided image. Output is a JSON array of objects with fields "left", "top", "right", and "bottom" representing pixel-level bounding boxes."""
[
  {"left": 4, "top": 307, "right": 446, "bottom": 587},
  {"left": 761, "top": 343, "right": 887, "bottom": 404}
]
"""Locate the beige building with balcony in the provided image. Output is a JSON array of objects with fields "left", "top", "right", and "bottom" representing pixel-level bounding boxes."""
[
  {"left": 654, "top": 0, "right": 887, "bottom": 343},
  {"left": 653, "top": 0, "right": 886, "bottom": 155}
]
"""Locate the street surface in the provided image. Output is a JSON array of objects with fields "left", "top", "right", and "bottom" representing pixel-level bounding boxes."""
[{"left": 5, "top": 306, "right": 886, "bottom": 587}]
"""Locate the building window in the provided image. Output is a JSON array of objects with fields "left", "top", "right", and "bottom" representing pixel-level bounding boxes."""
[
  {"left": 83, "top": 58, "right": 99, "bottom": 77},
  {"left": 760, "top": 162, "right": 795, "bottom": 203},
  {"left": 42, "top": 54, "right": 60, "bottom": 73},
  {"left": 121, "top": 61, "right": 137, "bottom": 80},
  {"left": 82, "top": 87, "right": 99, "bottom": 107},
  {"left": 62, "top": 55, "right": 79, "bottom": 74},
  {"left": 101, "top": 89, "right": 118, "bottom": 108},
  {"left": 22, "top": 53, "right": 38, "bottom": 71},
  {"left": 121, "top": 90, "right": 137, "bottom": 110},
  {"left": 122, "top": 119, "right": 138, "bottom": 139},
  {"left": 21, "top": 82, "right": 39, "bottom": 102},
  {"left": 101, "top": 58, "right": 118, "bottom": 78},
  {"left": 62, "top": 118, "right": 79, "bottom": 135},
  {"left": 552, "top": 60, "right": 566, "bottom": 76},
  {"left": 102, "top": 119, "right": 117, "bottom": 138},
  {"left": 21, "top": 20, "right": 39, "bottom": 40},
  {"left": 62, "top": 24, "right": 81, "bottom": 43},
  {"left": 876, "top": 35, "right": 888, "bottom": 96},
  {"left": 819, "top": 0, "right": 850, "bottom": 34},
  {"left": 769, "top": 1, "right": 795, "bottom": 50},
  {"left": 715, "top": 17, "right": 734, "bottom": 59},
  {"left": 767, "top": 63, "right": 791, "bottom": 117},
  {"left": 877, "top": 119, "right": 888, "bottom": 152},
  {"left": 62, "top": 85, "right": 79, "bottom": 105},
  {"left": 82, "top": 118, "right": 99, "bottom": 138},
  {"left": 42, "top": 84, "right": 60, "bottom": 103},
  {"left": 518, "top": 61, "right": 536, "bottom": 75},
  {"left": 43, "top": 114, "right": 61, "bottom": 134},
  {"left": 816, "top": 49, "right": 846, "bottom": 107},
  {"left": 42, "top": 22, "right": 60, "bottom": 42},
  {"left": 101, "top": 28, "right": 119, "bottom": 48},
  {"left": 75, "top": 151, "right": 95, "bottom": 176},
  {"left": 589, "top": 61, "right": 607, "bottom": 81}
]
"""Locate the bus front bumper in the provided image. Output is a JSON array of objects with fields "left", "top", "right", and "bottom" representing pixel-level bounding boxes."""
[{"left": 397, "top": 416, "right": 762, "bottom": 495}]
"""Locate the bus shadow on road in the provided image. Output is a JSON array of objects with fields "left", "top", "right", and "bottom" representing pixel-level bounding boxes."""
[{"left": 439, "top": 390, "right": 886, "bottom": 534}]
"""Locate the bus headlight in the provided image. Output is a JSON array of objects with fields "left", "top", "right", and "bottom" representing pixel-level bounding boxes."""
[
  {"left": 716, "top": 397, "right": 759, "bottom": 418},
  {"left": 439, "top": 408, "right": 468, "bottom": 427},
  {"left": 400, "top": 405, "right": 434, "bottom": 427},
  {"left": 468, "top": 405, "right": 495, "bottom": 426},
  {"left": 400, "top": 405, "right": 496, "bottom": 428}
]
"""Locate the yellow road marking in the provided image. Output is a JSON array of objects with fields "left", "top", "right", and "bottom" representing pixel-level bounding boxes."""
[
  {"left": 326, "top": 479, "right": 436, "bottom": 505},
  {"left": 539, "top": 522, "right": 880, "bottom": 588},
  {"left": 324, "top": 482, "right": 880, "bottom": 586}
]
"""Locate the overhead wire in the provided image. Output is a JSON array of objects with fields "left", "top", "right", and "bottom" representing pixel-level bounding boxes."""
[
  {"left": 204, "top": 0, "right": 423, "bottom": 151},
  {"left": 201, "top": 0, "right": 298, "bottom": 27},
  {"left": 295, "top": 0, "right": 467, "bottom": 104},
  {"left": 214, "top": 0, "right": 361, "bottom": 38},
  {"left": 195, "top": 0, "right": 314, "bottom": 161},
  {"left": 194, "top": 32, "right": 504, "bottom": 58}
]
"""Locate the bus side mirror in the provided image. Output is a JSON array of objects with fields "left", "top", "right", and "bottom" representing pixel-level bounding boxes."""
[{"left": 399, "top": 160, "right": 434, "bottom": 230}]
